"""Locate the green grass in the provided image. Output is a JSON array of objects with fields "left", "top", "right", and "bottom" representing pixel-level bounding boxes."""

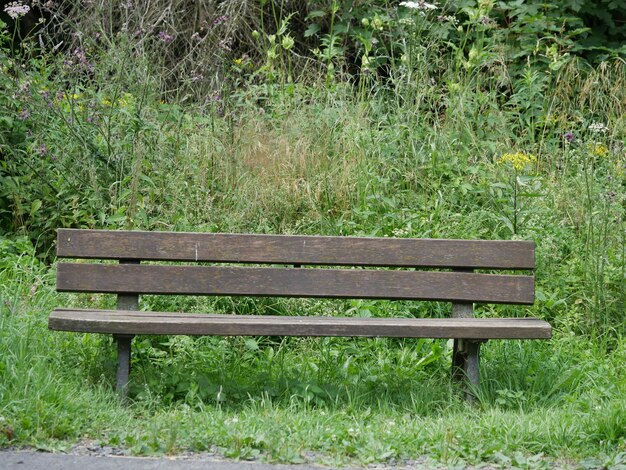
[{"left": 1, "top": 249, "right": 625, "bottom": 467}]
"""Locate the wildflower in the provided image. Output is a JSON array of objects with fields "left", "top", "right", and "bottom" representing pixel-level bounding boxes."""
[
  {"left": 4, "top": 2, "right": 30, "bottom": 19},
  {"left": 392, "top": 227, "right": 409, "bottom": 237},
  {"left": 211, "top": 15, "right": 228, "bottom": 28},
  {"left": 64, "top": 48, "right": 94, "bottom": 72},
  {"left": 157, "top": 31, "right": 175, "bottom": 43},
  {"left": 589, "top": 122, "right": 608, "bottom": 133},
  {"left": 587, "top": 143, "right": 609, "bottom": 158},
  {"left": 498, "top": 152, "right": 537, "bottom": 171},
  {"left": 41, "top": 90, "right": 53, "bottom": 107},
  {"left": 18, "top": 80, "right": 30, "bottom": 94},
  {"left": 38, "top": 144, "right": 48, "bottom": 155},
  {"left": 400, "top": 1, "right": 438, "bottom": 10},
  {"left": 218, "top": 38, "right": 232, "bottom": 51},
  {"left": 437, "top": 15, "right": 458, "bottom": 25},
  {"left": 564, "top": 131, "right": 575, "bottom": 143},
  {"left": 18, "top": 109, "right": 30, "bottom": 121}
]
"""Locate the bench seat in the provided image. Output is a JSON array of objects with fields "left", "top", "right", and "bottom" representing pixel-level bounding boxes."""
[{"left": 50, "top": 308, "right": 551, "bottom": 339}]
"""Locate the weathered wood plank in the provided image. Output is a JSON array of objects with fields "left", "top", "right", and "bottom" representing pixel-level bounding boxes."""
[
  {"left": 57, "top": 263, "right": 535, "bottom": 304},
  {"left": 56, "top": 229, "right": 535, "bottom": 269},
  {"left": 49, "top": 309, "right": 552, "bottom": 339}
]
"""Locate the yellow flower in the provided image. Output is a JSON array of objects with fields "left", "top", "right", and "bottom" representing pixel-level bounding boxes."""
[
  {"left": 498, "top": 152, "right": 537, "bottom": 171},
  {"left": 587, "top": 143, "right": 609, "bottom": 158}
]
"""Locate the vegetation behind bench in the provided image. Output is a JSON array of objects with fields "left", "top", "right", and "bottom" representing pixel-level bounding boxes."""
[{"left": 49, "top": 229, "right": 551, "bottom": 401}]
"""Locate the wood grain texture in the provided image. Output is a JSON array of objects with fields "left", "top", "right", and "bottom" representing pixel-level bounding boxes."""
[
  {"left": 57, "top": 263, "right": 535, "bottom": 304},
  {"left": 56, "top": 229, "right": 535, "bottom": 269},
  {"left": 49, "top": 309, "right": 552, "bottom": 339}
]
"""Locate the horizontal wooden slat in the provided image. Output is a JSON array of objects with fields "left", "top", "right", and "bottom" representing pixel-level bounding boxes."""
[
  {"left": 57, "top": 263, "right": 534, "bottom": 304},
  {"left": 49, "top": 309, "right": 551, "bottom": 339},
  {"left": 56, "top": 229, "right": 534, "bottom": 269}
]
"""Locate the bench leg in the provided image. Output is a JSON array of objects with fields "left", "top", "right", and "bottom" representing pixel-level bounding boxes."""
[
  {"left": 451, "top": 338, "right": 464, "bottom": 383},
  {"left": 114, "top": 334, "right": 133, "bottom": 401},
  {"left": 452, "top": 339, "right": 481, "bottom": 403}
]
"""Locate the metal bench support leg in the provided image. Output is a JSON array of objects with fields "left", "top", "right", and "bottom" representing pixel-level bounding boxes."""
[
  {"left": 451, "top": 338, "right": 466, "bottom": 383},
  {"left": 114, "top": 334, "right": 133, "bottom": 399},
  {"left": 464, "top": 340, "right": 480, "bottom": 401},
  {"left": 452, "top": 338, "right": 481, "bottom": 403},
  {"left": 115, "top": 259, "right": 140, "bottom": 402},
  {"left": 451, "top": 299, "right": 481, "bottom": 402}
]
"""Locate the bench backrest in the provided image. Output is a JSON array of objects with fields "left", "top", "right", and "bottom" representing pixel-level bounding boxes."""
[{"left": 56, "top": 229, "right": 534, "bottom": 305}]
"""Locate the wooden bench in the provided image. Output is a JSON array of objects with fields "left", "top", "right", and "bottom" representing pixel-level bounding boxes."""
[{"left": 49, "top": 229, "right": 552, "bottom": 401}]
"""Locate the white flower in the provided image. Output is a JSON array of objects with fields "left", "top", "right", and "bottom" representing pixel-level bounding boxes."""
[
  {"left": 4, "top": 1, "right": 30, "bottom": 19},
  {"left": 589, "top": 122, "right": 609, "bottom": 133},
  {"left": 400, "top": 1, "right": 438, "bottom": 10}
]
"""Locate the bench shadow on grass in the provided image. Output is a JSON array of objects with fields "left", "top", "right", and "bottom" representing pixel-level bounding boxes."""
[{"left": 122, "top": 333, "right": 577, "bottom": 414}]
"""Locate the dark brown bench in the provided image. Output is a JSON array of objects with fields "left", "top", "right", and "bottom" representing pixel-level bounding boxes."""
[{"left": 49, "top": 229, "right": 552, "bottom": 401}]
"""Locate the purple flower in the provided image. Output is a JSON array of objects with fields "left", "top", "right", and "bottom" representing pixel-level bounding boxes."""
[
  {"left": 211, "top": 15, "right": 228, "bottom": 28},
  {"left": 18, "top": 109, "right": 30, "bottom": 121},
  {"left": 63, "top": 48, "right": 95, "bottom": 73},
  {"left": 158, "top": 31, "right": 175, "bottom": 43},
  {"left": 564, "top": 132, "right": 575, "bottom": 143},
  {"left": 72, "top": 48, "right": 95, "bottom": 72},
  {"left": 38, "top": 144, "right": 48, "bottom": 155},
  {"left": 41, "top": 90, "right": 53, "bottom": 107}
]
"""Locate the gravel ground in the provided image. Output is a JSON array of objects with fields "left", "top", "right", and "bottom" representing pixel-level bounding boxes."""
[{"left": 0, "top": 443, "right": 578, "bottom": 469}]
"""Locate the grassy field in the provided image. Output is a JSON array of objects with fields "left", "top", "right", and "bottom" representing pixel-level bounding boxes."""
[
  {"left": 1, "top": 1, "right": 626, "bottom": 467},
  {"left": 1, "top": 238, "right": 626, "bottom": 467}
]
